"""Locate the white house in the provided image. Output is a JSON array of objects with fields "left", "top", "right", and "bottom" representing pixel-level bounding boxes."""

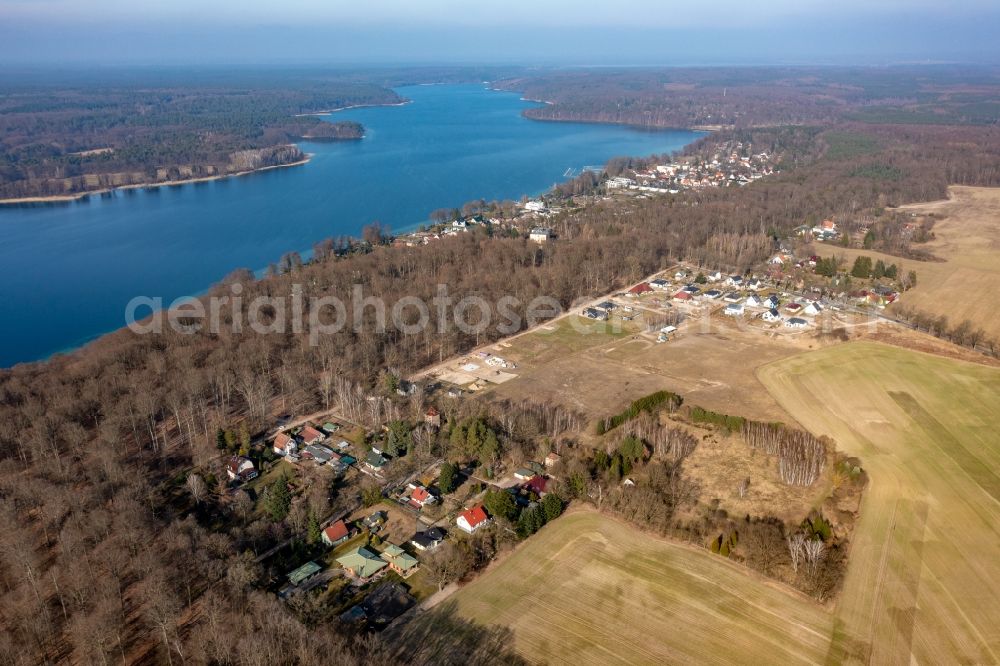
[
  {"left": 746, "top": 278, "right": 763, "bottom": 291},
  {"left": 226, "top": 456, "right": 258, "bottom": 482},
  {"left": 607, "top": 176, "right": 635, "bottom": 189},
  {"left": 812, "top": 219, "right": 838, "bottom": 237},
  {"left": 274, "top": 432, "right": 297, "bottom": 457},
  {"left": 724, "top": 303, "right": 745, "bottom": 316},
  {"left": 726, "top": 275, "right": 744, "bottom": 287},
  {"left": 529, "top": 227, "right": 552, "bottom": 243},
  {"left": 762, "top": 308, "right": 782, "bottom": 322},
  {"left": 803, "top": 302, "right": 824, "bottom": 316},
  {"left": 524, "top": 200, "right": 546, "bottom": 212},
  {"left": 707, "top": 271, "right": 723, "bottom": 282},
  {"left": 650, "top": 278, "right": 671, "bottom": 290},
  {"left": 745, "top": 294, "right": 763, "bottom": 308},
  {"left": 457, "top": 505, "right": 490, "bottom": 534},
  {"left": 407, "top": 485, "right": 436, "bottom": 509},
  {"left": 785, "top": 317, "right": 808, "bottom": 329},
  {"left": 410, "top": 528, "right": 445, "bottom": 551}
]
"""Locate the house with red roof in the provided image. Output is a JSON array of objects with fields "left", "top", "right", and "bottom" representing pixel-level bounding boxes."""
[
  {"left": 322, "top": 520, "right": 350, "bottom": 547},
  {"left": 673, "top": 290, "right": 693, "bottom": 302},
  {"left": 456, "top": 505, "right": 490, "bottom": 534},
  {"left": 300, "top": 426, "right": 325, "bottom": 446},
  {"left": 628, "top": 282, "right": 653, "bottom": 296},
  {"left": 523, "top": 475, "right": 549, "bottom": 496},
  {"left": 424, "top": 407, "right": 441, "bottom": 428},
  {"left": 226, "top": 456, "right": 258, "bottom": 483},
  {"left": 273, "top": 431, "right": 297, "bottom": 457},
  {"left": 407, "top": 485, "right": 436, "bottom": 509}
]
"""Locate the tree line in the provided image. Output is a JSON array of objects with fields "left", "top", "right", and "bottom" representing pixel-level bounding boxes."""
[
  {"left": 493, "top": 66, "right": 1000, "bottom": 131},
  {"left": 0, "top": 79, "right": 401, "bottom": 198}
]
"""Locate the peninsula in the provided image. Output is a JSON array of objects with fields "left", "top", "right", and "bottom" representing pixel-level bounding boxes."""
[{"left": 0, "top": 72, "right": 402, "bottom": 200}]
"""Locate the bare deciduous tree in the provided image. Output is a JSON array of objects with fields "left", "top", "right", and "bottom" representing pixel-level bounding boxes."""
[
  {"left": 742, "top": 422, "right": 826, "bottom": 486},
  {"left": 787, "top": 532, "right": 806, "bottom": 573},
  {"left": 738, "top": 476, "right": 751, "bottom": 499},
  {"left": 422, "top": 545, "right": 467, "bottom": 592},
  {"left": 804, "top": 538, "right": 826, "bottom": 574},
  {"left": 186, "top": 473, "right": 208, "bottom": 505},
  {"left": 232, "top": 490, "right": 253, "bottom": 522}
]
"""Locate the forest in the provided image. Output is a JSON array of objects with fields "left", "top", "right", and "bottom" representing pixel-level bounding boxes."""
[
  {"left": 491, "top": 65, "right": 1000, "bottom": 130},
  {"left": 0, "top": 75, "right": 398, "bottom": 198},
  {"left": 1, "top": 67, "right": 1000, "bottom": 662}
]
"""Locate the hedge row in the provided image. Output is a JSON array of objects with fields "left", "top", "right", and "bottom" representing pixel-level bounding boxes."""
[
  {"left": 596, "top": 390, "right": 683, "bottom": 434},
  {"left": 689, "top": 406, "right": 746, "bottom": 433}
]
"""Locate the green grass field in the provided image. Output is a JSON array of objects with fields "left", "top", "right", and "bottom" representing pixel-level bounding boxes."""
[
  {"left": 759, "top": 341, "right": 1000, "bottom": 664},
  {"left": 453, "top": 510, "right": 834, "bottom": 665},
  {"left": 453, "top": 341, "right": 1000, "bottom": 664},
  {"left": 506, "top": 315, "right": 639, "bottom": 366}
]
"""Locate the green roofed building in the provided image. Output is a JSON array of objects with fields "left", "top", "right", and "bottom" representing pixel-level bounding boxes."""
[
  {"left": 288, "top": 560, "right": 323, "bottom": 587},
  {"left": 365, "top": 450, "right": 388, "bottom": 471},
  {"left": 381, "top": 543, "right": 419, "bottom": 576},
  {"left": 337, "top": 547, "right": 388, "bottom": 579}
]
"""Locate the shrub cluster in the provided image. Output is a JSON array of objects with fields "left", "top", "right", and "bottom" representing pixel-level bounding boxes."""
[
  {"left": 596, "top": 390, "right": 682, "bottom": 434},
  {"left": 689, "top": 406, "right": 746, "bottom": 433}
]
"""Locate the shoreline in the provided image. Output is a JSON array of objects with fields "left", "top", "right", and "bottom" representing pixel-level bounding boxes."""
[
  {"left": 1, "top": 98, "right": 417, "bottom": 205},
  {"left": 482, "top": 85, "right": 721, "bottom": 133},
  {"left": 0, "top": 155, "right": 313, "bottom": 206},
  {"left": 0, "top": 86, "right": 705, "bottom": 365},
  {"left": 520, "top": 112, "right": 714, "bottom": 135},
  {"left": 295, "top": 99, "right": 411, "bottom": 117}
]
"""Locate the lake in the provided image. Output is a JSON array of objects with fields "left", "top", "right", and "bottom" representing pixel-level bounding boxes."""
[{"left": 0, "top": 84, "right": 701, "bottom": 367}]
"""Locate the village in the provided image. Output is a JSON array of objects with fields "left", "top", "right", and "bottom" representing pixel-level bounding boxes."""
[
  {"left": 605, "top": 139, "right": 777, "bottom": 194},
  {"left": 383, "top": 140, "right": 781, "bottom": 252},
  {"left": 422, "top": 230, "right": 911, "bottom": 398},
  {"left": 206, "top": 213, "right": 915, "bottom": 638},
  {"left": 213, "top": 390, "right": 566, "bottom": 634},
  {"left": 387, "top": 201, "right": 557, "bottom": 249}
]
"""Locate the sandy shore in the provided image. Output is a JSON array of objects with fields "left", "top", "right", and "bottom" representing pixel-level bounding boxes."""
[{"left": 0, "top": 155, "right": 312, "bottom": 205}]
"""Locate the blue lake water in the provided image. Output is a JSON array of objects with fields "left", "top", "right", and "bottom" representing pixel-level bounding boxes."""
[{"left": 0, "top": 84, "right": 701, "bottom": 367}]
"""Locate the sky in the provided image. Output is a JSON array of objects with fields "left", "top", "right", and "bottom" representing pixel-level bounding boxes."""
[{"left": 1, "top": 0, "right": 999, "bottom": 65}]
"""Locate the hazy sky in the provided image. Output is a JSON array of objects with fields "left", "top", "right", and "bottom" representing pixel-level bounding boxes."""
[{"left": 2, "top": 0, "right": 999, "bottom": 65}]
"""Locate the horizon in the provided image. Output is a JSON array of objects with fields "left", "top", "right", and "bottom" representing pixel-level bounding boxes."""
[{"left": 2, "top": 0, "right": 999, "bottom": 66}]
